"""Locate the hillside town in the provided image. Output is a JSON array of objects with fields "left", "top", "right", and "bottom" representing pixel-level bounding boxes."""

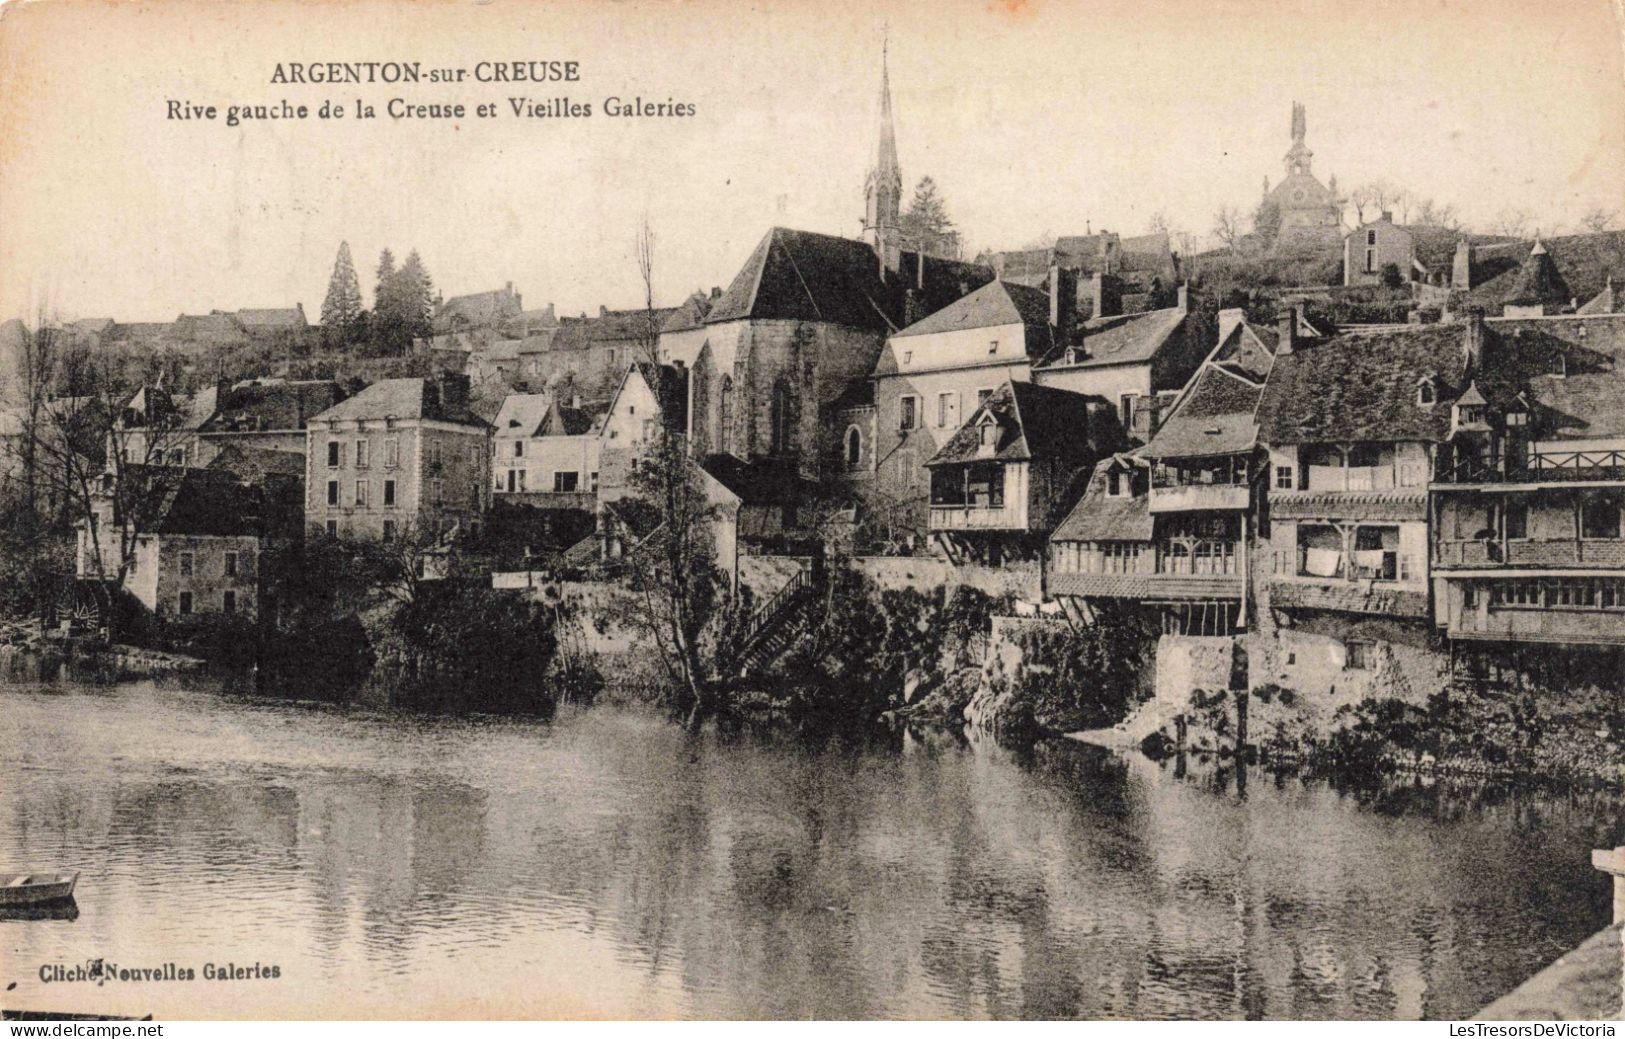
[{"left": 3, "top": 54, "right": 1624, "bottom": 776}]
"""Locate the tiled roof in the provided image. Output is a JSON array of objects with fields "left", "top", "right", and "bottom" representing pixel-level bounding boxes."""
[
  {"left": 1037, "top": 307, "right": 1188, "bottom": 369},
  {"left": 892, "top": 280, "right": 1052, "bottom": 341},
  {"left": 1145, "top": 364, "right": 1262, "bottom": 459},
  {"left": 1257, "top": 324, "right": 1469, "bottom": 444},
  {"left": 309, "top": 377, "right": 484, "bottom": 426},
  {"left": 436, "top": 287, "right": 522, "bottom": 330},
  {"left": 205, "top": 443, "right": 306, "bottom": 480},
  {"left": 704, "top": 227, "right": 993, "bottom": 332},
  {"left": 237, "top": 307, "right": 306, "bottom": 328},
  {"left": 1503, "top": 241, "right": 1572, "bottom": 307},
  {"left": 1467, "top": 231, "right": 1625, "bottom": 307},
  {"left": 1051, "top": 457, "right": 1153, "bottom": 543},
  {"left": 928, "top": 380, "right": 1112, "bottom": 466},
  {"left": 197, "top": 380, "right": 340, "bottom": 433},
  {"left": 493, "top": 393, "right": 551, "bottom": 435},
  {"left": 699, "top": 453, "right": 820, "bottom": 505}
]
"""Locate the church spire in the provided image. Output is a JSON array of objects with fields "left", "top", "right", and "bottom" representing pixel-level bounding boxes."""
[
  {"left": 864, "top": 38, "right": 903, "bottom": 276},
  {"left": 1284, "top": 100, "right": 1313, "bottom": 177}
]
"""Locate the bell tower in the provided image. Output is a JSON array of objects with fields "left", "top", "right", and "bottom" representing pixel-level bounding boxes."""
[{"left": 863, "top": 41, "right": 903, "bottom": 277}]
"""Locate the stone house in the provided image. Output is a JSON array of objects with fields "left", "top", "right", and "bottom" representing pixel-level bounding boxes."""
[
  {"left": 1030, "top": 285, "right": 1206, "bottom": 441},
  {"left": 595, "top": 363, "right": 689, "bottom": 504},
  {"left": 1254, "top": 318, "right": 1448, "bottom": 667},
  {"left": 304, "top": 373, "right": 490, "bottom": 541},
  {"left": 1343, "top": 212, "right": 1416, "bottom": 286},
  {"left": 75, "top": 463, "right": 301, "bottom": 622},
  {"left": 867, "top": 279, "right": 1061, "bottom": 533},
  {"left": 491, "top": 391, "right": 601, "bottom": 502}
]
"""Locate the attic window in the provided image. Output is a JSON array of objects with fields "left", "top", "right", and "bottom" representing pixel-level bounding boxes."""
[
  {"left": 979, "top": 423, "right": 997, "bottom": 448},
  {"left": 1417, "top": 379, "right": 1436, "bottom": 406},
  {"left": 903, "top": 350, "right": 912, "bottom": 364},
  {"left": 988, "top": 340, "right": 998, "bottom": 355},
  {"left": 1551, "top": 353, "right": 1567, "bottom": 378},
  {"left": 1107, "top": 471, "right": 1128, "bottom": 497}
]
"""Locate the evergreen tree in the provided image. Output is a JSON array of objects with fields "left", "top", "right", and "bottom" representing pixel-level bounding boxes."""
[
  {"left": 398, "top": 250, "right": 435, "bottom": 338},
  {"left": 372, "top": 248, "right": 406, "bottom": 356},
  {"left": 900, "top": 176, "right": 959, "bottom": 258},
  {"left": 319, "top": 241, "right": 363, "bottom": 343}
]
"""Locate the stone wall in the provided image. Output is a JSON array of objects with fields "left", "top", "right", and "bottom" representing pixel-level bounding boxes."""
[{"left": 851, "top": 555, "right": 1042, "bottom": 600}]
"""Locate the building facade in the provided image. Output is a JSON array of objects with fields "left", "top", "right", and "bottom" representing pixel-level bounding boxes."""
[{"left": 304, "top": 374, "right": 490, "bottom": 540}]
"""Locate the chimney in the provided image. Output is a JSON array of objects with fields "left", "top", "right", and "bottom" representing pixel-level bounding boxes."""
[
  {"left": 436, "top": 372, "right": 471, "bottom": 414},
  {"left": 1049, "top": 265, "right": 1078, "bottom": 344},
  {"left": 1380, "top": 210, "right": 1393, "bottom": 223},
  {"left": 709, "top": 286, "right": 722, "bottom": 300},
  {"left": 1453, "top": 239, "right": 1475, "bottom": 290},
  {"left": 1176, "top": 282, "right": 1190, "bottom": 313},
  {"left": 916, "top": 250, "right": 925, "bottom": 291},
  {"left": 1088, "top": 274, "right": 1122, "bottom": 319},
  {"left": 1277, "top": 307, "right": 1298, "bottom": 355},
  {"left": 599, "top": 305, "right": 610, "bottom": 318},
  {"left": 1464, "top": 307, "right": 1486, "bottom": 370}
]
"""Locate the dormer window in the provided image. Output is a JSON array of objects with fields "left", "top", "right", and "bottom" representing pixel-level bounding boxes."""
[
  {"left": 1107, "top": 470, "right": 1129, "bottom": 497},
  {"left": 1507, "top": 393, "right": 1530, "bottom": 428},
  {"left": 979, "top": 423, "right": 997, "bottom": 448},
  {"left": 1551, "top": 352, "right": 1567, "bottom": 378},
  {"left": 902, "top": 350, "right": 912, "bottom": 364},
  {"left": 1417, "top": 377, "right": 1436, "bottom": 406}
]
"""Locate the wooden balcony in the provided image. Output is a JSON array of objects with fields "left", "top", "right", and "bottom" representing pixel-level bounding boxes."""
[
  {"left": 1434, "top": 450, "right": 1625, "bottom": 487},
  {"left": 1147, "top": 483, "right": 1249, "bottom": 513},
  {"left": 1435, "top": 538, "right": 1625, "bottom": 570},
  {"left": 1448, "top": 605, "right": 1625, "bottom": 647},
  {"left": 929, "top": 502, "right": 1028, "bottom": 532}
]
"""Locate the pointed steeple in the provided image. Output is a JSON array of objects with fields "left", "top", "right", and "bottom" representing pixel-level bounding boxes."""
[{"left": 864, "top": 39, "right": 903, "bottom": 276}]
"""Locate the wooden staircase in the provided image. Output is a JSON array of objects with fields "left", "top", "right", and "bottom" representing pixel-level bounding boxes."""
[{"left": 737, "top": 564, "right": 821, "bottom": 676}]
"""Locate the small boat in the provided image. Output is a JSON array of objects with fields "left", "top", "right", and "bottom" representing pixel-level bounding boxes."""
[{"left": 0, "top": 872, "right": 78, "bottom": 907}]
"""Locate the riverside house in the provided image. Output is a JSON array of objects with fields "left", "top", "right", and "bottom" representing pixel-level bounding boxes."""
[
  {"left": 304, "top": 373, "right": 491, "bottom": 541},
  {"left": 1048, "top": 308, "right": 1279, "bottom": 634},
  {"left": 925, "top": 379, "right": 1121, "bottom": 564},
  {"left": 1430, "top": 311, "right": 1625, "bottom": 648},
  {"left": 869, "top": 278, "right": 1062, "bottom": 532},
  {"left": 75, "top": 462, "right": 301, "bottom": 622}
]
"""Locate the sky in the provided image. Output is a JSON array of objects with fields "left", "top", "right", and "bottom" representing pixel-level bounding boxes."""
[{"left": 1, "top": 0, "right": 1623, "bottom": 324}]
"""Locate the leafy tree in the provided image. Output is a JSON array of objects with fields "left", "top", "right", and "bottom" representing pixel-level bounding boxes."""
[{"left": 319, "top": 241, "right": 363, "bottom": 344}]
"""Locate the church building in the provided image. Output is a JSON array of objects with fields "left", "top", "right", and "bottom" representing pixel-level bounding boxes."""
[
  {"left": 1261, "top": 103, "right": 1343, "bottom": 250},
  {"left": 659, "top": 47, "right": 993, "bottom": 481}
]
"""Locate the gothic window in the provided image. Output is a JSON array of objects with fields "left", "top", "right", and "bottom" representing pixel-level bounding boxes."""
[
  {"left": 770, "top": 380, "right": 793, "bottom": 455},
  {"left": 718, "top": 376, "right": 734, "bottom": 455},
  {"left": 845, "top": 426, "right": 862, "bottom": 468}
]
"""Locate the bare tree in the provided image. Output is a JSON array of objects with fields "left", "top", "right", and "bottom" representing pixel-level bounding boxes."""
[
  {"left": 1581, "top": 207, "right": 1618, "bottom": 233},
  {"left": 634, "top": 215, "right": 660, "bottom": 367},
  {"left": 1211, "top": 206, "right": 1243, "bottom": 251},
  {"left": 1146, "top": 210, "right": 1171, "bottom": 236},
  {"left": 34, "top": 342, "right": 197, "bottom": 634},
  {"left": 1494, "top": 208, "right": 1533, "bottom": 238}
]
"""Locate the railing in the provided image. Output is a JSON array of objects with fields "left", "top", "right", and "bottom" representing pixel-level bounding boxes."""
[
  {"left": 929, "top": 503, "right": 1024, "bottom": 530},
  {"left": 1435, "top": 451, "right": 1625, "bottom": 484},
  {"left": 1276, "top": 548, "right": 1414, "bottom": 582},
  {"left": 1148, "top": 483, "right": 1251, "bottom": 513},
  {"left": 1436, "top": 538, "right": 1625, "bottom": 568},
  {"left": 1157, "top": 540, "right": 1239, "bottom": 575},
  {"left": 739, "top": 568, "right": 807, "bottom": 656}
]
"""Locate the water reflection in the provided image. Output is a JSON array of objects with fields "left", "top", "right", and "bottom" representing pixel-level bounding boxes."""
[{"left": 0, "top": 680, "right": 1618, "bottom": 1020}]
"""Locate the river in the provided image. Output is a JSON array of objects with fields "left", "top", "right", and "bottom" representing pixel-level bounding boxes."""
[{"left": 0, "top": 678, "right": 1618, "bottom": 1020}]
